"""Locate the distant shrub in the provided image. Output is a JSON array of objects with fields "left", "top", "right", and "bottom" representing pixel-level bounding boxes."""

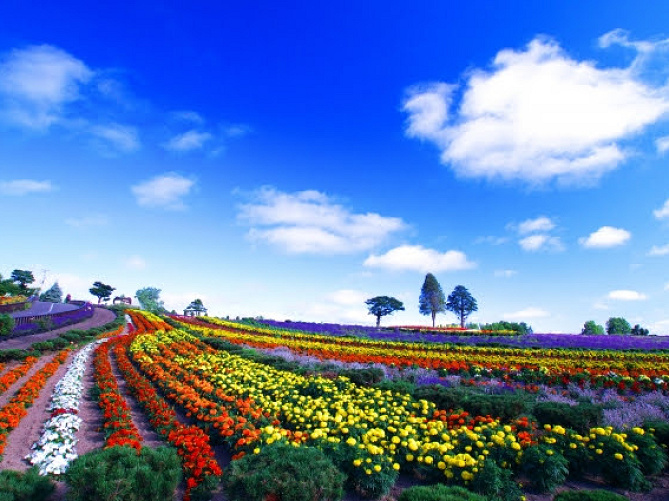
[
  {"left": 224, "top": 443, "right": 344, "bottom": 501},
  {"left": 521, "top": 444, "right": 569, "bottom": 493},
  {"left": 0, "top": 467, "right": 54, "bottom": 501},
  {"left": 532, "top": 402, "right": 603, "bottom": 434},
  {"left": 0, "top": 313, "right": 14, "bottom": 336}
]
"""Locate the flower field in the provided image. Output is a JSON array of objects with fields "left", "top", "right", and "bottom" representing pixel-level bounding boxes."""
[{"left": 1, "top": 308, "right": 668, "bottom": 501}]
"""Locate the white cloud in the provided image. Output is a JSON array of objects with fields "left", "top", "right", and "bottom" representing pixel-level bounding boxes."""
[
  {"left": 608, "top": 289, "right": 647, "bottom": 301},
  {"left": 328, "top": 289, "right": 369, "bottom": 306},
  {"left": 0, "top": 45, "right": 93, "bottom": 128},
  {"left": 654, "top": 199, "right": 669, "bottom": 220},
  {"left": 238, "top": 187, "right": 406, "bottom": 254},
  {"left": 593, "top": 301, "right": 610, "bottom": 310},
  {"left": 518, "top": 234, "right": 564, "bottom": 252},
  {"left": 579, "top": 226, "right": 631, "bottom": 248},
  {"left": 0, "top": 179, "right": 54, "bottom": 196},
  {"left": 475, "top": 236, "right": 508, "bottom": 245},
  {"left": 131, "top": 172, "right": 195, "bottom": 210},
  {"left": 171, "top": 110, "right": 204, "bottom": 124},
  {"left": 123, "top": 255, "right": 147, "bottom": 270},
  {"left": 403, "top": 32, "right": 669, "bottom": 185},
  {"left": 649, "top": 243, "right": 669, "bottom": 256},
  {"left": 494, "top": 269, "right": 517, "bottom": 278},
  {"left": 503, "top": 307, "right": 550, "bottom": 320},
  {"left": 65, "top": 214, "right": 108, "bottom": 228},
  {"left": 363, "top": 245, "right": 476, "bottom": 273},
  {"left": 516, "top": 216, "right": 556, "bottom": 235},
  {"left": 665, "top": 282, "right": 669, "bottom": 291},
  {"left": 164, "top": 130, "right": 212, "bottom": 151},
  {"left": 656, "top": 136, "right": 669, "bottom": 154},
  {"left": 91, "top": 123, "right": 140, "bottom": 152}
]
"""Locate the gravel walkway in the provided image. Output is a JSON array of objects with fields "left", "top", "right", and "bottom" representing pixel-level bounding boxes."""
[{"left": 0, "top": 308, "right": 116, "bottom": 350}]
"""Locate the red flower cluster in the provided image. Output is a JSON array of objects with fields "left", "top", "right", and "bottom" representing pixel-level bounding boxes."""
[{"left": 0, "top": 350, "right": 71, "bottom": 456}]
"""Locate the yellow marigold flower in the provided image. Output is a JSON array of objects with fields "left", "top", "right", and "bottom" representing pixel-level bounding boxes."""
[
  {"left": 614, "top": 453, "right": 624, "bottom": 460},
  {"left": 373, "top": 464, "right": 381, "bottom": 472},
  {"left": 346, "top": 438, "right": 356, "bottom": 446}
]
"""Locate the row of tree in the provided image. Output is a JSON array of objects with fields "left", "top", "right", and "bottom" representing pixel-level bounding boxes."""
[{"left": 582, "top": 318, "right": 649, "bottom": 336}]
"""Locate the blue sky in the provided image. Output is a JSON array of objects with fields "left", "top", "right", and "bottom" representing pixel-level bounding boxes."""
[{"left": 1, "top": 1, "right": 669, "bottom": 333}]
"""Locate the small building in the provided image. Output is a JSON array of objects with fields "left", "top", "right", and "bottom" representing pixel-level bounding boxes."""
[
  {"left": 113, "top": 296, "right": 132, "bottom": 305},
  {"left": 183, "top": 304, "right": 207, "bottom": 317}
]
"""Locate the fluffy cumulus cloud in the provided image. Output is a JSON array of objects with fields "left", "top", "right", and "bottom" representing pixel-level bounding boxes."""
[
  {"left": 579, "top": 226, "right": 631, "bottom": 248},
  {"left": 91, "top": 124, "right": 140, "bottom": 152},
  {"left": 518, "top": 234, "right": 563, "bottom": 252},
  {"left": 238, "top": 187, "right": 406, "bottom": 254},
  {"left": 503, "top": 307, "right": 550, "bottom": 320},
  {"left": 0, "top": 44, "right": 93, "bottom": 128},
  {"left": 648, "top": 244, "right": 669, "bottom": 256},
  {"left": 363, "top": 244, "right": 475, "bottom": 273},
  {"left": 656, "top": 136, "right": 669, "bottom": 154},
  {"left": 164, "top": 130, "right": 213, "bottom": 152},
  {"left": 516, "top": 216, "right": 556, "bottom": 235},
  {"left": 403, "top": 31, "right": 669, "bottom": 185},
  {"left": 0, "top": 179, "right": 54, "bottom": 196},
  {"left": 131, "top": 172, "right": 195, "bottom": 210},
  {"left": 655, "top": 199, "right": 669, "bottom": 220},
  {"left": 608, "top": 289, "right": 647, "bottom": 301}
]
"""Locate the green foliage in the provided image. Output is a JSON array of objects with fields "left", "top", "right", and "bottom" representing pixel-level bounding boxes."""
[
  {"left": 581, "top": 321, "right": 605, "bottom": 335},
  {"left": 630, "top": 324, "right": 649, "bottom": 336},
  {"left": 89, "top": 281, "right": 115, "bottom": 304},
  {"left": 10, "top": 269, "right": 35, "bottom": 293},
  {"left": 644, "top": 419, "right": 669, "bottom": 451},
  {"left": 419, "top": 273, "right": 446, "bottom": 327},
  {"left": 135, "top": 287, "right": 165, "bottom": 313},
  {"left": 469, "top": 459, "right": 521, "bottom": 501},
  {"left": 365, "top": 296, "right": 405, "bottom": 327},
  {"left": 531, "top": 402, "right": 603, "bottom": 435},
  {"left": 398, "top": 484, "right": 488, "bottom": 501},
  {"left": 0, "top": 467, "right": 54, "bottom": 501},
  {"left": 521, "top": 444, "right": 569, "bottom": 493},
  {"left": 35, "top": 316, "right": 54, "bottom": 331},
  {"left": 39, "top": 282, "right": 63, "bottom": 303},
  {"left": 0, "top": 273, "right": 22, "bottom": 296},
  {"left": 606, "top": 317, "right": 631, "bottom": 335},
  {"left": 446, "top": 285, "right": 478, "bottom": 328},
  {"left": 0, "top": 314, "right": 14, "bottom": 336},
  {"left": 223, "top": 443, "right": 345, "bottom": 501},
  {"left": 479, "top": 321, "right": 532, "bottom": 335},
  {"left": 65, "top": 446, "right": 181, "bottom": 501},
  {"left": 551, "top": 490, "right": 629, "bottom": 501},
  {"left": 624, "top": 429, "right": 667, "bottom": 476},
  {"left": 589, "top": 434, "right": 649, "bottom": 492}
]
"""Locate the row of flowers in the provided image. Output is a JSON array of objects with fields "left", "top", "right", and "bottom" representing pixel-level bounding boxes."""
[
  {"left": 127, "top": 314, "right": 665, "bottom": 495},
  {"left": 0, "top": 357, "right": 39, "bottom": 394},
  {"left": 0, "top": 349, "right": 71, "bottom": 457},
  {"left": 0, "top": 295, "right": 27, "bottom": 305},
  {"left": 172, "top": 316, "right": 669, "bottom": 391},
  {"left": 25, "top": 340, "right": 106, "bottom": 475}
]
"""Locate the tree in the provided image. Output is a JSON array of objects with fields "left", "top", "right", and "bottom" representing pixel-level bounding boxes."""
[
  {"left": 187, "top": 298, "right": 207, "bottom": 312},
  {"left": 365, "top": 296, "right": 405, "bottom": 328},
  {"left": 11, "top": 269, "right": 35, "bottom": 294},
  {"left": 39, "top": 282, "right": 63, "bottom": 303},
  {"left": 631, "top": 324, "right": 649, "bottom": 336},
  {"left": 606, "top": 317, "right": 631, "bottom": 335},
  {"left": 89, "top": 281, "right": 115, "bottom": 304},
  {"left": 445, "top": 285, "right": 478, "bottom": 328},
  {"left": 581, "top": 320, "right": 604, "bottom": 335},
  {"left": 0, "top": 314, "right": 14, "bottom": 336},
  {"left": 135, "top": 287, "right": 165, "bottom": 313},
  {"left": 0, "top": 273, "right": 22, "bottom": 296},
  {"left": 419, "top": 273, "right": 446, "bottom": 328}
]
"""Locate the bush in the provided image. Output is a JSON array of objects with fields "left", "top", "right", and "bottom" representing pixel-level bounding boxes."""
[
  {"left": 532, "top": 402, "right": 603, "bottom": 435},
  {"left": 224, "top": 443, "right": 345, "bottom": 501},
  {"left": 65, "top": 446, "right": 181, "bottom": 501},
  {"left": 625, "top": 428, "right": 666, "bottom": 476},
  {"left": 552, "top": 490, "right": 629, "bottom": 501},
  {"left": 645, "top": 419, "right": 669, "bottom": 451},
  {"left": 0, "top": 349, "right": 30, "bottom": 362},
  {"left": 470, "top": 459, "right": 521, "bottom": 501},
  {"left": 0, "top": 314, "right": 14, "bottom": 336},
  {"left": 398, "top": 484, "right": 487, "bottom": 501},
  {"left": 521, "top": 444, "right": 569, "bottom": 493},
  {"left": 0, "top": 467, "right": 54, "bottom": 501}
]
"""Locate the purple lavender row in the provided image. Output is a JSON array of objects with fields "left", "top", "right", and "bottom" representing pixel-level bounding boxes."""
[
  {"left": 12, "top": 304, "right": 95, "bottom": 333},
  {"left": 258, "top": 319, "right": 669, "bottom": 351}
]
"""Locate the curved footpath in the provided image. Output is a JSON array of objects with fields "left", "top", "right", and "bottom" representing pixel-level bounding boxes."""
[{"left": 0, "top": 308, "right": 116, "bottom": 351}]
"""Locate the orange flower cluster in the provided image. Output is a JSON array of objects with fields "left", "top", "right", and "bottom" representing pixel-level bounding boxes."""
[
  {"left": 92, "top": 340, "right": 142, "bottom": 451},
  {"left": 111, "top": 334, "right": 221, "bottom": 501},
  {"left": 0, "top": 350, "right": 70, "bottom": 456},
  {"left": 126, "top": 309, "right": 172, "bottom": 334},
  {"left": 0, "top": 356, "right": 39, "bottom": 394}
]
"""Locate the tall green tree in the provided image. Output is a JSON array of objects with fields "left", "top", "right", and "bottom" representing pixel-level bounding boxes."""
[
  {"left": 0, "top": 273, "right": 22, "bottom": 296},
  {"left": 39, "top": 282, "right": 63, "bottom": 303},
  {"left": 581, "top": 320, "right": 604, "bottom": 335},
  {"left": 89, "top": 281, "right": 115, "bottom": 304},
  {"left": 445, "top": 285, "right": 478, "bottom": 328},
  {"left": 419, "top": 273, "right": 446, "bottom": 328},
  {"left": 136, "top": 287, "right": 166, "bottom": 313},
  {"left": 606, "top": 317, "right": 631, "bottom": 335},
  {"left": 365, "top": 296, "right": 405, "bottom": 328},
  {"left": 11, "top": 269, "right": 35, "bottom": 294}
]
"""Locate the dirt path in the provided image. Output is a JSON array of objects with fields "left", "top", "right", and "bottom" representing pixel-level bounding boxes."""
[
  {"left": 0, "top": 355, "right": 55, "bottom": 409},
  {"left": 0, "top": 308, "right": 116, "bottom": 350},
  {"left": 0, "top": 351, "right": 71, "bottom": 471}
]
